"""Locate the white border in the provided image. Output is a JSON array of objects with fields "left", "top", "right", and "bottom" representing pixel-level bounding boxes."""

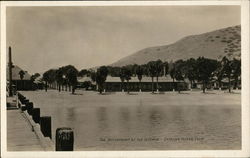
[{"left": 1, "top": 1, "right": 249, "bottom": 158}]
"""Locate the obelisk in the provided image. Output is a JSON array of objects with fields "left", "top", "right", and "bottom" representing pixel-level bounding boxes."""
[{"left": 8, "top": 46, "right": 13, "bottom": 96}]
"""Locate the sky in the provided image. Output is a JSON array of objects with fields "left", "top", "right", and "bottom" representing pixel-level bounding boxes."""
[{"left": 6, "top": 6, "right": 240, "bottom": 74}]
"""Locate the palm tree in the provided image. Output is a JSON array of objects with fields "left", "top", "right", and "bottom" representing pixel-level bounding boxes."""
[
  {"left": 123, "top": 67, "right": 132, "bottom": 94},
  {"left": 184, "top": 58, "right": 197, "bottom": 90},
  {"left": 49, "top": 69, "right": 57, "bottom": 89},
  {"left": 169, "top": 63, "right": 176, "bottom": 91},
  {"left": 231, "top": 58, "right": 241, "bottom": 90},
  {"left": 55, "top": 68, "right": 64, "bottom": 92},
  {"left": 119, "top": 68, "right": 125, "bottom": 92},
  {"left": 78, "top": 69, "right": 89, "bottom": 77},
  {"left": 214, "top": 61, "right": 224, "bottom": 90},
  {"left": 175, "top": 69, "right": 184, "bottom": 93},
  {"left": 147, "top": 61, "right": 157, "bottom": 93},
  {"left": 19, "top": 70, "right": 25, "bottom": 80},
  {"left": 163, "top": 61, "right": 169, "bottom": 77},
  {"left": 90, "top": 71, "right": 97, "bottom": 90},
  {"left": 42, "top": 71, "right": 49, "bottom": 92},
  {"left": 19, "top": 70, "right": 25, "bottom": 90},
  {"left": 221, "top": 57, "right": 233, "bottom": 93},
  {"left": 96, "top": 66, "right": 108, "bottom": 94},
  {"left": 155, "top": 60, "right": 163, "bottom": 92},
  {"left": 196, "top": 57, "right": 218, "bottom": 93},
  {"left": 136, "top": 65, "right": 143, "bottom": 92},
  {"left": 65, "top": 66, "right": 78, "bottom": 94}
]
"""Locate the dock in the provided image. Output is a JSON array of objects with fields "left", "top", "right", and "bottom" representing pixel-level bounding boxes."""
[
  {"left": 7, "top": 109, "right": 44, "bottom": 151},
  {"left": 7, "top": 96, "right": 51, "bottom": 151}
]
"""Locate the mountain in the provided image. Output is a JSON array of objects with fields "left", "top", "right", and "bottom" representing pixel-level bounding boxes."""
[{"left": 111, "top": 25, "right": 241, "bottom": 67}]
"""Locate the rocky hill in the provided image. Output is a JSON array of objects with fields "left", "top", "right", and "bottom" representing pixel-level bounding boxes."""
[{"left": 111, "top": 25, "right": 241, "bottom": 66}]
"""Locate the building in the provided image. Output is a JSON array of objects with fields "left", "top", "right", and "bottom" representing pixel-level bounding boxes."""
[
  {"left": 212, "top": 77, "right": 241, "bottom": 90},
  {"left": 77, "top": 75, "right": 188, "bottom": 92},
  {"left": 33, "top": 76, "right": 44, "bottom": 90},
  {"left": 77, "top": 76, "right": 96, "bottom": 90},
  {"left": 7, "top": 65, "right": 33, "bottom": 91},
  {"left": 105, "top": 75, "right": 188, "bottom": 92}
]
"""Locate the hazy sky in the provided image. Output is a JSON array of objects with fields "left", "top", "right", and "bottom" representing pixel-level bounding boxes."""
[{"left": 7, "top": 6, "right": 240, "bottom": 74}]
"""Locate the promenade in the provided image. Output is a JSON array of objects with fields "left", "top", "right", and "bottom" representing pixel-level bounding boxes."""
[{"left": 7, "top": 97, "right": 44, "bottom": 151}]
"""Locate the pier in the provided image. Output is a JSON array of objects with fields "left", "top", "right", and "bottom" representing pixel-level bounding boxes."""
[
  {"left": 7, "top": 95, "right": 55, "bottom": 151},
  {"left": 7, "top": 108, "right": 44, "bottom": 151}
]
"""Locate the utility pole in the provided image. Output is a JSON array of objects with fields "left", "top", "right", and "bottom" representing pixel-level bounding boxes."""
[{"left": 8, "top": 46, "right": 13, "bottom": 96}]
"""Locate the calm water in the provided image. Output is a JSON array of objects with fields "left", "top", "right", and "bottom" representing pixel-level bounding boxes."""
[{"left": 22, "top": 90, "right": 241, "bottom": 150}]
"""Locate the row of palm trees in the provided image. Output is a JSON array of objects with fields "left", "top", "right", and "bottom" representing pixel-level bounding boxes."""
[
  {"left": 85, "top": 56, "right": 241, "bottom": 94},
  {"left": 41, "top": 56, "right": 241, "bottom": 94},
  {"left": 42, "top": 65, "right": 78, "bottom": 94}
]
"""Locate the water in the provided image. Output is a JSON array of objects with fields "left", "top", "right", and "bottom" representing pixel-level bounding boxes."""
[{"left": 21, "top": 90, "right": 241, "bottom": 150}]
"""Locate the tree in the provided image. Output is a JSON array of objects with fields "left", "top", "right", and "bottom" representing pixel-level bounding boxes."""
[
  {"left": 231, "top": 58, "right": 241, "bottom": 89},
  {"left": 119, "top": 67, "right": 126, "bottom": 92},
  {"left": 221, "top": 57, "right": 234, "bottom": 93},
  {"left": 136, "top": 65, "right": 143, "bottom": 92},
  {"left": 82, "top": 81, "right": 92, "bottom": 90},
  {"left": 31, "top": 73, "right": 40, "bottom": 82},
  {"left": 196, "top": 57, "right": 217, "bottom": 93},
  {"left": 107, "top": 66, "right": 121, "bottom": 77},
  {"left": 90, "top": 71, "right": 96, "bottom": 82},
  {"left": 96, "top": 66, "right": 108, "bottom": 94},
  {"left": 55, "top": 68, "right": 64, "bottom": 92},
  {"left": 147, "top": 61, "right": 157, "bottom": 93},
  {"left": 214, "top": 61, "right": 224, "bottom": 90},
  {"left": 163, "top": 61, "right": 169, "bottom": 77},
  {"left": 19, "top": 70, "right": 25, "bottom": 80},
  {"left": 131, "top": 64, "right": 138, "bottom": 76},
  {"left": 78, "top": 69, "right": 89, "bottom": 77},
  {"left": 123, "top": 66, "right": 132, "bottom": 94},
  {"left": 184, "top": 58, "right": 197, "bottom": 90},
  {"left": 65, "top": 65, "right": 78, "bottom": 94},
  {"left": 155, "top": 60, "right": 163, "bottom": 92},
  {"left": 90, "top": 71, "right": 97, "bottom": 90},
  {"left": 42, "top": 71, "right": 49, "bottom": 92},
  {"left": 169, "top": 62, "right": 176, "bottom": 91},
  {"left": 42, "top": 69, "right": 56, "bottom": 91},
  {"left": 18, "top": 70, "right": 25, "bottom": 90},
  {"left": 174, "top": 60, "right": 185, "bottom": 93}
]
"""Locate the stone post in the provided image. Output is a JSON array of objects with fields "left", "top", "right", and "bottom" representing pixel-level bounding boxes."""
[
  {"left": 56, "top": 127, "right": 74, "bottom": 151},
  {"left": 26, "top": 102, "right": 34, "bottom": 115},
  {"left": 32, "top": 108, "right": 40, "bottom": 123},
  {"left": 40, "top": 116, "right": 52, "bottom": 139}
]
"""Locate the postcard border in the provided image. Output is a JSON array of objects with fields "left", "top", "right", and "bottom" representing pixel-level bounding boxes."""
[{"left": 1, "top": 1, "right": 249, "bottom": 158}]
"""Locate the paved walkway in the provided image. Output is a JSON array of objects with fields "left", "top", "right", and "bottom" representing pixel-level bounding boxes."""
[{"left": 7, "top": 109, "right": 44, "bottom": 151}]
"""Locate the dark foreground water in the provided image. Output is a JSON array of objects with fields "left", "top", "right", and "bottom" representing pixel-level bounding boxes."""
[{"left": 22, "top": 90, "right": 241, "bottom": 150}]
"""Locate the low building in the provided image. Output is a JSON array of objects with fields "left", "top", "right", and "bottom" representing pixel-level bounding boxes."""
[
  {"left": 77, "top": 76, "right": 96, "bottom": 90},
  {"left": 33, "top": 76, "right": 44, "bottom": 90},
  {"left": 7, "top": 65, "right": 33, "bottom": 91},
  {"left": 77, "top": 75, "right": 188, "bottom": 92},
  {"left": 195, "top": 76, "right": 241, "bottom": 90},
  {"left": 105, "top": 75, "right": 188, "bottom": 92},
  {"left": 212, "top": 77, "right": 241, "bottom": 90}
]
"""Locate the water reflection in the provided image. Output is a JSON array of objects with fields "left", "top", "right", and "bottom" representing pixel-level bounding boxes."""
[
  {"left": 22, "top": 91, "right": 241, "bottom": 150},
  {"left": 136, "top": 106, "right": 143, "bottom": 120},
  {"left": 96, "top": 107, "right": 108, "bottom": 131},
  {"left": 119, "top": 107, "right": 131, "bottom": 132},
  {"left": 47, "top": 104, "right": 241, "bottom": 150},
  {"left": 149, "top": 108, "right": 162, "bottom": 127},
  {"left": 66, "top": 107, "right": 76, "bottom": 122}
]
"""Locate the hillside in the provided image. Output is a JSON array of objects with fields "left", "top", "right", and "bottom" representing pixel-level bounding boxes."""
[{"left": 111, "top": 25, "right": 241, "bottom": 67}]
